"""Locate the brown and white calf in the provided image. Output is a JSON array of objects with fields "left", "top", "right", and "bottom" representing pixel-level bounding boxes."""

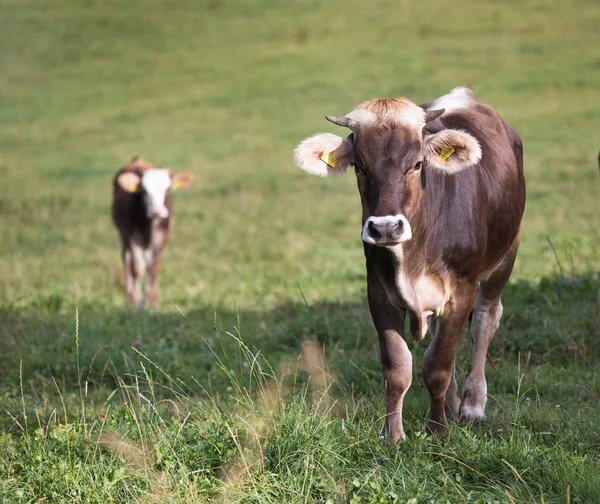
[
  {"left": 111, "top": 155, "right": 193, "bottom": 308},
  {"left": 294, "top": 87, "right": 526, "bottom": 442}
]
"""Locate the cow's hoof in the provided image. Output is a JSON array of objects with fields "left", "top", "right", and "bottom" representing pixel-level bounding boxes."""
[
  {"left": 379, "top": 425, "right": 404, "bottom": 445},
  {"left": 426, "top": 420, "right": 447, "bottom": 437},
  {"left": 459, "top": 404, "right": 487, "bottom": 424}
]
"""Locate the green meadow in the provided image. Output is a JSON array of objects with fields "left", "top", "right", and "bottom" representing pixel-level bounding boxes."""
[{"left": 1, "top": 0, "right": 599, "bottom": 501}]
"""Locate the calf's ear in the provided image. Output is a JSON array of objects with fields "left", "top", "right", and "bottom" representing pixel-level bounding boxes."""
[
  {"left": 116, "top": 172, "right": 141, "bottom": 193},
  {"left": 172, "top": 172, "right": 194, "bottom": 190},
  {"left": 424, "top": 129, "right": 481, "bottom": 173},
  {"left": 294, "top": 133, "right": 353, "bottom": 177}
]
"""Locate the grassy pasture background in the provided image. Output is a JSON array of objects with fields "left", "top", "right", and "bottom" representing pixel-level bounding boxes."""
[{"left": 0, "top": 0, "right": 599, "bottom": 502}]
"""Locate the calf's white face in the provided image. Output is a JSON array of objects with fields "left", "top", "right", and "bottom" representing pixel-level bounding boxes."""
[
  {"left": 115, "top": 164, "right": 194, "bottom": 220},
  {"left": 141, "top": 168, "right": 172, "bottom": 219}
]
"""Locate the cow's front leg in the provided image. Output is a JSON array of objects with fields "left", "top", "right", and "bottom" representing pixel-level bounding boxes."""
[
  {"left": 429, "top": 316, "right": 461, "bottom": 418},
  {"left": 124, "top": 244, "right": 144, "bottom": 307},
  {"left": 368, "top": 279, "right": 411, "bottom": 445},
  {"left": 422, "top": 284, "right": 476, "bottom": 435},
  {"left": 144, "top": 249, "right": 163, "bottom": 309}
]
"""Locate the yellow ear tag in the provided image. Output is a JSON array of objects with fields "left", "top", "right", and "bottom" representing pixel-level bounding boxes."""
[
  {"left": 173, "top": 180, "right": 183, "bottom": 190},
  {"left": 128, "top": 183, "right": 139, "bottom": 192},
  {"left": 439, "top": 146, "right": 455, "bottom": 161},
  {"left": 320, "top": 151, "right": 337, "bottom": 168}
]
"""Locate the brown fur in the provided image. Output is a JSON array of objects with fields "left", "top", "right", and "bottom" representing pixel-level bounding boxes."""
[
  {"left": 317, "top": 90, "right": 526, "bottom": 443},
  {"left": 367, "top": 94, "right": 523, "bottom": 441}
]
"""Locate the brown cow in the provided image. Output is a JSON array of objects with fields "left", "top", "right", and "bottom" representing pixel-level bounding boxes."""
[
  {"left": 294, "top": 87, "right": 526, "bottom": 442},
  {"left": 111, "top": 155, "right": 193, "bottom": 308}
]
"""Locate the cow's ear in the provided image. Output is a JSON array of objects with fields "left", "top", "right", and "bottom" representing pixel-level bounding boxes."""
[
  {"left": 171, "top": 172, "right": 194, "bottom": 190},
  {"left": 294, "top": 133, "right": 353, "bottom": 177},
  {"left": 116, "top": 172, "right": 141, "bottom": 193},
  {"left": 424, "top": 129, "right": 481, "bottom": 173}
]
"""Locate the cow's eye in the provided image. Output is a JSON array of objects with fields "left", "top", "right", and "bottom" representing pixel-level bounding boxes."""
[
  {"left": 414, "top": 161, "right": 423, "bottom": 171},
  {"left": 354, "top": 164, "right": 366, "bottom": 176}
]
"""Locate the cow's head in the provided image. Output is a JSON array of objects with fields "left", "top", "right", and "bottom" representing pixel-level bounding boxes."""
[
  {"left": 294, "top": 98, "right": 481, "bottom": 246},
  {"left": 116, "top": 167, "right": 194, "bottom": 219}
]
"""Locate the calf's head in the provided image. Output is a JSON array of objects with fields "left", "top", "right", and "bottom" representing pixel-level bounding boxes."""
[
  {"left": 294, "top": 98, "right": 481, "bottom": 246},
  {"left": 116, "top": 167, "right": 194, "bottom": 219}
]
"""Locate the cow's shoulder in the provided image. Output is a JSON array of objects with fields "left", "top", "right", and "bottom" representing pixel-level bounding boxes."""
[
  {"left": 422, "top": 88, "right": 505, "bottom": 135},
  {"left": 422, "top": 87, "right": 477, "bottom": 113}
]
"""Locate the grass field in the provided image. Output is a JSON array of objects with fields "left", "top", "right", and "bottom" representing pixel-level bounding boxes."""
[{"left": 1, "top": 0, "right": 599, "bottom": 502}]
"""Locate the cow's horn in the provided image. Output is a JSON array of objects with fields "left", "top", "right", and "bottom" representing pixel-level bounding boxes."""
[
  {"left": 325, "top": 115, "right": 353, "bottom": 128},
  {"left": 425, "top": 108, "right": 445, "bottom": 123}
]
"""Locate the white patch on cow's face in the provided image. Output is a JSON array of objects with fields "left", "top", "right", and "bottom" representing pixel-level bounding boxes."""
[
  {"left": 141, "top": 168, "right": 172, "bottom": 219},
  {"left": 429, "top": 87, "right": 475, "bottom": 113},
  {"left": 362, "top": 215, "right": 412, "bottom": 245}
]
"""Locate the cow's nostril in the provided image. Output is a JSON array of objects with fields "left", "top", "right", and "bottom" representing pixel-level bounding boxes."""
[
  {"left": 368, "top": 221, "right": 381, "bottom": 239},
  {"left": 389, "top": 219, "right": 404, "bottom": 240}
]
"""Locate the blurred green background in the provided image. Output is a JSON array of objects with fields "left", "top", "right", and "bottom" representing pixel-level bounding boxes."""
[{"left": 1, "top": 0, "right": 598, "bottom": 311}]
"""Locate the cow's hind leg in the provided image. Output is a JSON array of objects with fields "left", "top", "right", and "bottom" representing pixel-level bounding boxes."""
[{"left": 460, "top": 237, "right": 520, "bottom": 422}]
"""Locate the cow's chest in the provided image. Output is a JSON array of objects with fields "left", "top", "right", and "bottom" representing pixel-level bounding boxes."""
[
  {"left": 380, "top": 246, "right": 449, "bottom": 328},
  {"left": 131, "top": 223, "right": 168, "bottom": 265}
]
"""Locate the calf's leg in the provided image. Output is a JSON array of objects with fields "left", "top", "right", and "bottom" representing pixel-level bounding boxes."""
[
  {"left": 368, "top": 278, "right": 412, "bottom": 444},
  {"left": 123, "top": 243, "right": 145, "bottom": 307},
  {"left": 144, "top": 249, "right": 163, "bottom": 309}
]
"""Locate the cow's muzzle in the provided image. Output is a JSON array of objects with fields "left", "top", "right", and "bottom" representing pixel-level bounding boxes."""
[
  {"left": 148, "top": 206, "right": 170, "bottom": 220},
  {"left": 362, "top": 215, "right": 412, "bottom": 246}
]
